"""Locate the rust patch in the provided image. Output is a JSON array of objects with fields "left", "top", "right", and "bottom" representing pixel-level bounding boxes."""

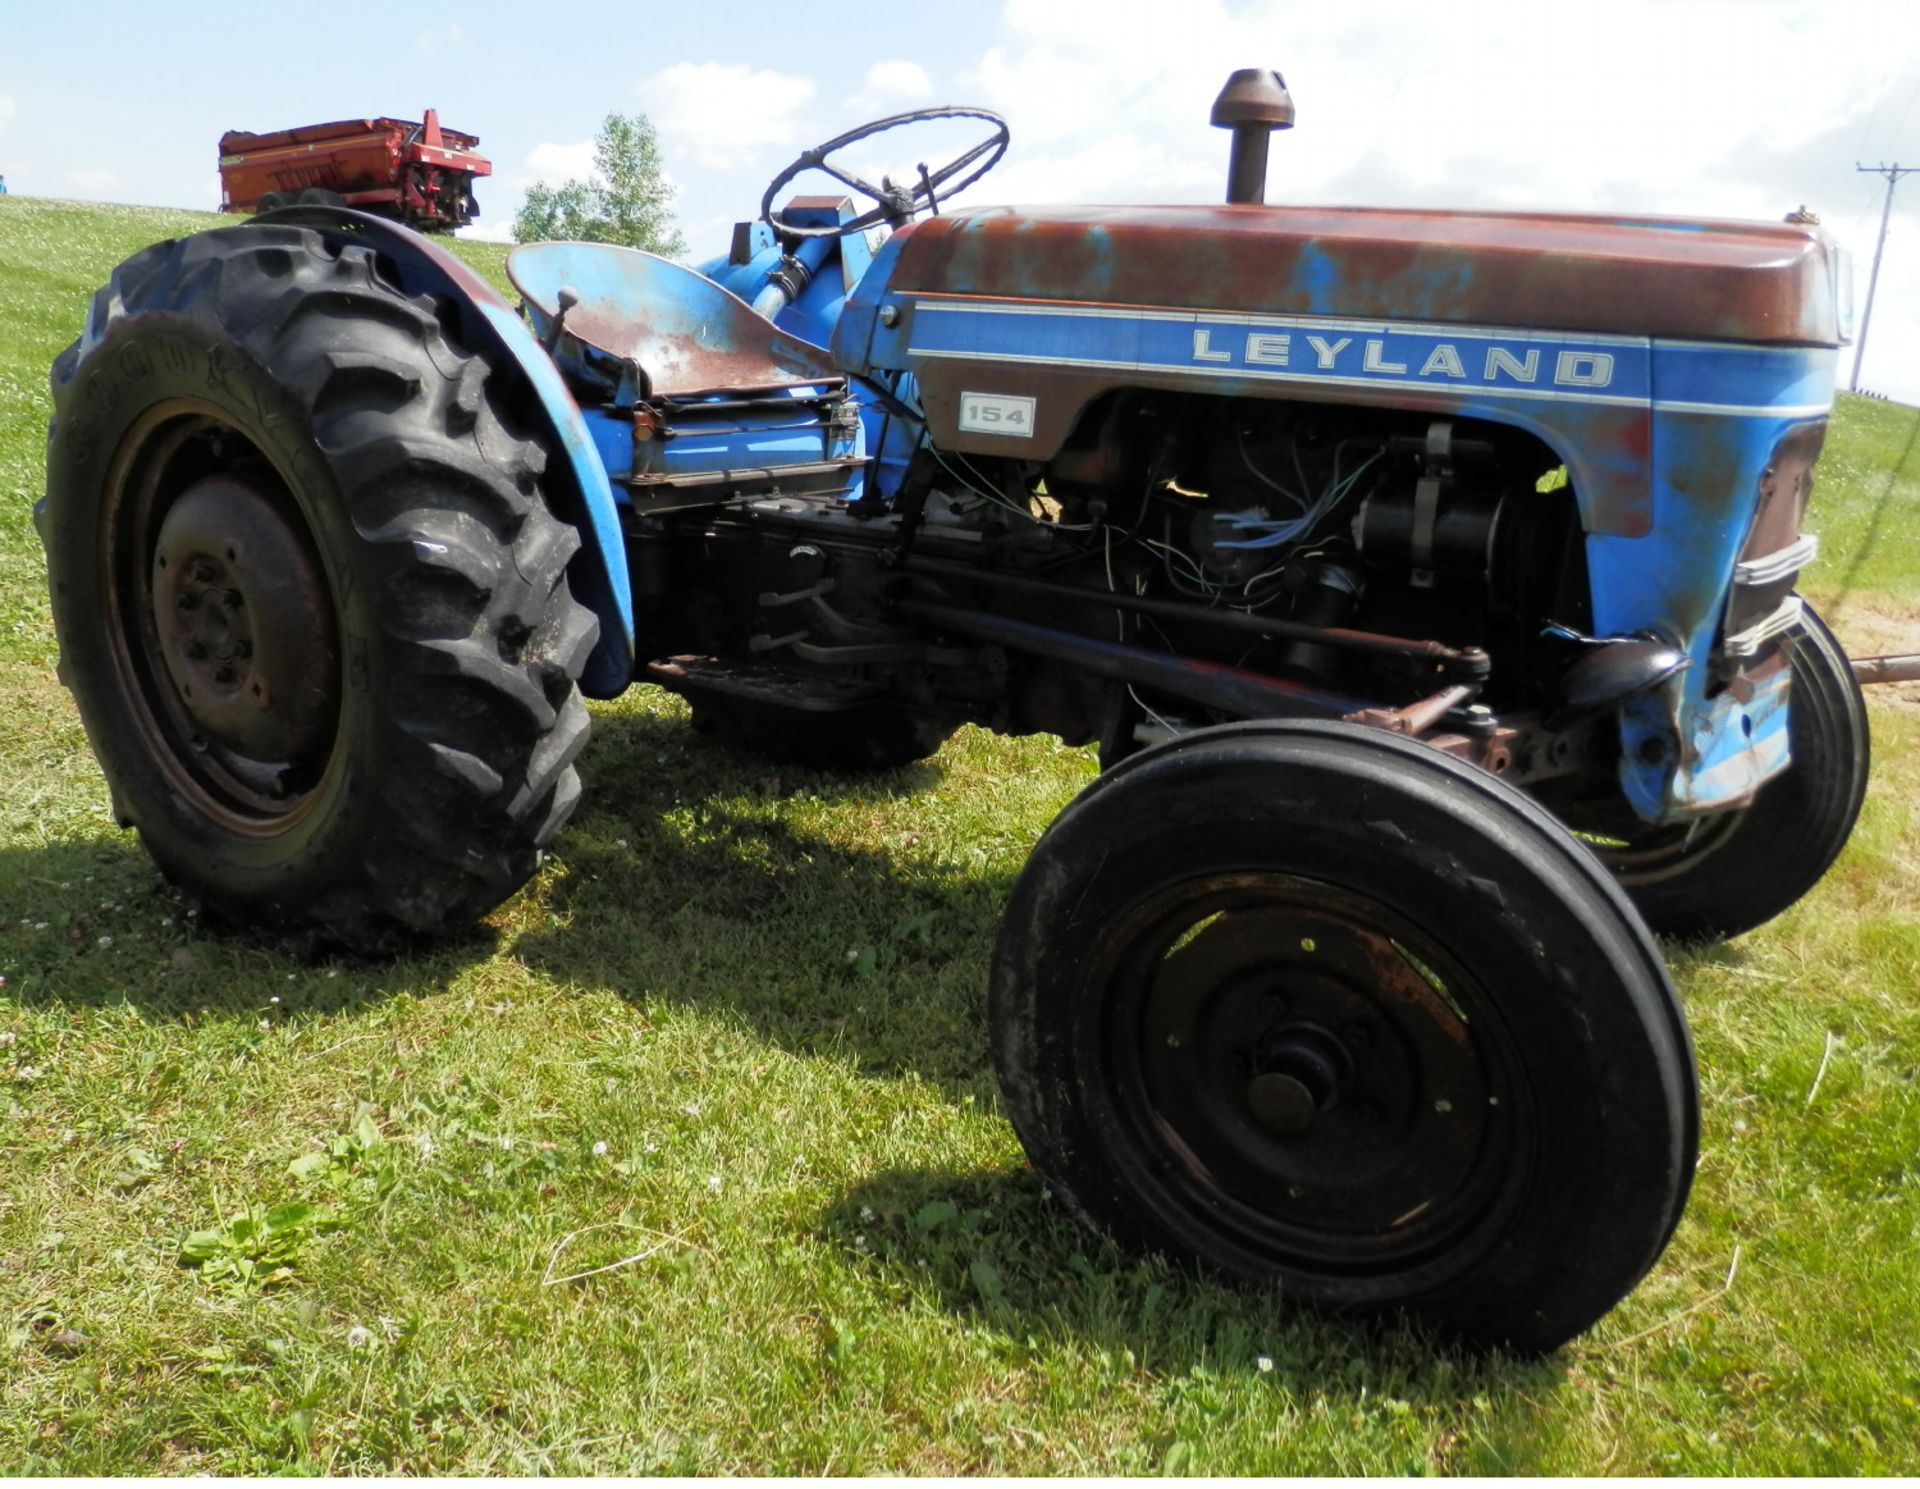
[{"left": 890, "top": 205, "right": 1840, "bottom": 345}]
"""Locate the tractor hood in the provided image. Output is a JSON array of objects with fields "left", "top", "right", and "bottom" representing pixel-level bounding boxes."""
[{"left": 872, "top": 204, "right": 1845, "bottom": 346}]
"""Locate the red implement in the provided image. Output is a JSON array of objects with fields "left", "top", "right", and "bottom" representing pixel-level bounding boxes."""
[{"left": 217, "top": 109, "right": 491, "bottom": 232}]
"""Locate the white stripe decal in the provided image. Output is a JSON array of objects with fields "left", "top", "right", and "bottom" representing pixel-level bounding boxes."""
[
  {"left": 907, "top": 338, "right": 1829, "bottom": 417},
  {"left": 1690, "top": 725, "right": 1791, "bottom": 800},
  {"left": 907, "top": 294, "right": 1652, "bottom": 348},
  {"left": 1648, "top": 399, "right": 1833, "bottom": 418},
  {"left": 905, "top": 344, "right": 1669, "bottom": 409}
]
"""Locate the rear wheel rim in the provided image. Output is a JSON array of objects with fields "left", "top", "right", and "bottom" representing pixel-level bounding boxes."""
[
  {"left": 102, "top": 400, "right": 342, "bottom": 834},
  {"left": 1591, "top": 808, "right": 1745, "bottom": 887},
  {"left": 1081, "top": 872, "right": 1532, "bottom": 1282}
]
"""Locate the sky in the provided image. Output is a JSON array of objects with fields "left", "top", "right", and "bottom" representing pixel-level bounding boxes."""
[{"left": 4, "top": 0, "right": 1918, "bottom": 402}]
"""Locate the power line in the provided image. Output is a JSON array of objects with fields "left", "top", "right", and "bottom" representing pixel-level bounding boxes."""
[{"left": 1851, "top": 162, "right": 1918, "bottom": 392}]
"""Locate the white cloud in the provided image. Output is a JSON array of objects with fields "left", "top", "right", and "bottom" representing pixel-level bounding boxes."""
[
  {"left": 637, "top": 62, "right": 817, "bottom": 170},
  {"left": 68, "top": 167, "right": 121, "bottom": 192},
  {"left": 987, "top": 134, "right": 1217, "bottom": 205},
  {"left": 967, "top": 0, "right": 1897, "bottom": 211},
  {"left": 457, "top": 218, "right": 517, "bottom": 244},
  {"left": 937, "top": 0, "right": 1920, "bottom": 402},
  {"left": 851, "top": 59, "right": 934, "bottom": 111},
  {"left": 524, "top": 140, "right": 597, "bottom": 184}
]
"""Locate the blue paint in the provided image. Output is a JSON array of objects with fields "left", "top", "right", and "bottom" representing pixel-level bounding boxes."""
[
  {"left": 695, "top": 201, "right": 879, "bottom": 351},
  {"left": 628, "top": 390, "right": 865, "bottom": 495},
  {"left": 1650, "top": 342, "right": 1835, "bottom": 411},
  {"left": 579, "top": 406, "right": 636, "bottom": 486},
  {"left": 1592, "top": 402, "right": 1819, "bottom": 820},
  {"left": 853, "top": 371, "right": 925, "bottom": 503},
  {"left": 829, "top": 227, "right": 914, "bottom": 373},
  {"left": 1296, "top": 249, "right": 1339, "bottom": 315}
]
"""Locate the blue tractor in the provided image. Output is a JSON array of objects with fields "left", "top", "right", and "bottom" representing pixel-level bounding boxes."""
[{"left": 38, "top": 72, "right": 1866, "bottom": 1350}]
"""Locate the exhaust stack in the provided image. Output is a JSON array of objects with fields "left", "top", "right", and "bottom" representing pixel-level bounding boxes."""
[{"left": 1212, "top": 68, "right": 1294, "bottom": 205}]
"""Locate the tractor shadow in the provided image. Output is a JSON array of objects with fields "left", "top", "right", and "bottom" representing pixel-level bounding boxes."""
[
  {"left": 522, "top": 708, "right": 1574, "bottom": 1425},
  {"left": 508, "top": 704, "right": 1014, "bottom": 1099},
  {"left": 0, "top": 700, "right": 1001, "bottom": 1074},
  {"left": 3, "top": 705, "right": 1574, "bottom": 1427},
  {"left": 0, "top": 834, "right": 507, "bottom": 1024},
  {"left": 813, "top": 1162, "right": 1570, "bottom": 1463}
]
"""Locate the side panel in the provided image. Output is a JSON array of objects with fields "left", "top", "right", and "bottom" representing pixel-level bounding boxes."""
[
  {"left": 860, "top": 291, "right": 1658, "bottom": 537},
  {"left": 1592, "top": 341, "right": 1836, "bottom": 820},
  {"left": 832, "top": 270, "right": 1840, "bottom": 822}
]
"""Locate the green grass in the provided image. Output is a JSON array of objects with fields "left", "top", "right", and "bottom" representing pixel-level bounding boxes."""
[{"left": 3, "top": 194, "right": 1919, "bottom": 1474}]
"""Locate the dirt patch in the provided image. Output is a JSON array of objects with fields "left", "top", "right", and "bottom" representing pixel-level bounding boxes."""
[{"left": 1827, "top": 599, "right": 1920, "bottom": 713}]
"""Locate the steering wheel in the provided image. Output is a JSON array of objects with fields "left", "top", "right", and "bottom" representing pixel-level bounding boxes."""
[{"left": 760, "top": 106, "right": 1009, "bottom": 239}]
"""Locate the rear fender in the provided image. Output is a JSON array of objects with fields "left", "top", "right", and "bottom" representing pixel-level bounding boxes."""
[{"left": 254, "top": 207, "right": 634, "bottom": 697}]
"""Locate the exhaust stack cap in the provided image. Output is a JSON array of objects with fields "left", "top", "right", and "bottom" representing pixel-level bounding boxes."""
[{"left": 1211, "top": 68, "right": 1294, "bottom": 206}]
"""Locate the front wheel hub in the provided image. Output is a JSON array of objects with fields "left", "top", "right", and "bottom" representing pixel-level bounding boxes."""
[
  {"left": 1247, "top": 1024, "right": 1352, "bottom": 1136},
  {"left": 1121, "top": 881, "right": 1510, "bottom": 1265}
]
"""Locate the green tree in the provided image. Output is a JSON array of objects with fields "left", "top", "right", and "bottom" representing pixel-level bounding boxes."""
[{"left": 513, "top": 112, "right": 687, "bottom": 255}]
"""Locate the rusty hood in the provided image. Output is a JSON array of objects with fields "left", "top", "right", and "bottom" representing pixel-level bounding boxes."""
[{"left": 878, "top": 204, "right": 1844, "bottom": 346}]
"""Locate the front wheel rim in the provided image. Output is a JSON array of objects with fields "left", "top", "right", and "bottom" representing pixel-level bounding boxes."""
[{"left": 1080, "top": 872, "right": 1534, "bottom": 1284}]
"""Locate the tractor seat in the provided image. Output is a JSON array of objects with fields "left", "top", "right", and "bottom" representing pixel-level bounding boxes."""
[{"left": 507, "top": 241, "right": 839, "bottom": 399}]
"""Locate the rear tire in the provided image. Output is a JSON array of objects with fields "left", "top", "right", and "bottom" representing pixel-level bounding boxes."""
[
  {"left": 1601, "top": 604, "right": 1870, "bottom": 940},
  {"left": 42, "top": 225, "right": 598, "bottom": 947},
  {"left": 991, "top": 720, "right": 1696, "bottom": 1352}
]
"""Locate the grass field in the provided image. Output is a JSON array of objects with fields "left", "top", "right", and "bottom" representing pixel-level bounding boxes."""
[{"left": 2, "top": 195, "right": 1918, "bottom": 1475}]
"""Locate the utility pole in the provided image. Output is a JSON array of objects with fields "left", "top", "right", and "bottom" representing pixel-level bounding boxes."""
[{"left": 1853, "top": 162, "right": 1917, "bottom": 392}]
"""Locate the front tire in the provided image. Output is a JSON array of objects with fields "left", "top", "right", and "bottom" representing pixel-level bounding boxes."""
[
  {"left": 991, "top": 720, "right": 1697, "bottom": 1352},
  {"left": 1601, "top": 604, "right": 1870, "bottom": 940},
  {"left": 42, "top": 225, "right": 598, "bottom": 946}
]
